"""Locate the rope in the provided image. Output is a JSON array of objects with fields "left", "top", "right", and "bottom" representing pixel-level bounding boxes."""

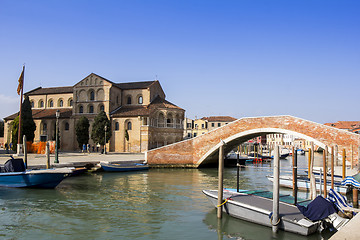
[
  {"left": 217, "top": 198, "right": 228, "bottom": 207},
  {"left": 270, "top": 214, "right": 281, "bottom": 226}
]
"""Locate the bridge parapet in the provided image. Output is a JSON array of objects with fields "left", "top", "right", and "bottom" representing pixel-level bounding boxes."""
[{"left": 146, "top": 116, "right": 360, "bottom": 168}]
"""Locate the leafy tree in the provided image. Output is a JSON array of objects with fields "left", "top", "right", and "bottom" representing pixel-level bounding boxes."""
[
  {"left": 0, "top": 120, "right": 4, "bottom": 137},
  {"left": 91, "top": 111, "right": 111, "bottom": 146},
  {"left": 11, "top": 96, "right": 36, "bottom": 150},
  {"left": 11, "top": 116, "right": 19, "bottom": 151},
  {"left": 22, "top": 96, "right": 36, "bottom": 142},
  {"left": 75, "top": 116, "right": 89, "bottom": 149}
]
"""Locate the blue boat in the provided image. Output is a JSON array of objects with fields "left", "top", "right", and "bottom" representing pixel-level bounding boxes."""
[
  {"left": 0, "top": 158, "right": 72, "bottom": 188},
  {"left": 100, "top": 161, "right": 149, "bottom": 172}
]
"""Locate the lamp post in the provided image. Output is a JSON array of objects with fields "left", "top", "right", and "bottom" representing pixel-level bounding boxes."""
[
  {"left": 104, "top": 125, "right": 107, "bottom": 154},
  {"left": 54, "top": 110, "right": 60, "bottom": 163}
]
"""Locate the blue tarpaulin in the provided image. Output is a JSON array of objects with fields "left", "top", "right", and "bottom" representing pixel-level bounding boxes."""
[{"left": 297, "top": 195, "right": 336, "bottom": 221}]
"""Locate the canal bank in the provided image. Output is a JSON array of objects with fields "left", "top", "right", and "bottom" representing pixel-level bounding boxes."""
[{"left": 0, "top": 150, "right": 145, "bottom": 169}]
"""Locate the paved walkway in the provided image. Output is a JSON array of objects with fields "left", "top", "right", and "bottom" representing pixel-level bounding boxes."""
[
  {"left": 0, "top": 149, "right": 145, "bottom": 168},
  {"left": 330, "top": 212, "right": 360, "bottom": 240}
]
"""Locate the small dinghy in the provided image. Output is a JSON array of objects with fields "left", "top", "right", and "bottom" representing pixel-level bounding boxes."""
[{"left": 100, "top": 161, "right": 149, "bottom": 172}]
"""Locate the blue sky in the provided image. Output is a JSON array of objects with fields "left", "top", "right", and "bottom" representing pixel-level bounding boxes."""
[{"left": 1, "top": 0, "right": 359, "bottom": 123}]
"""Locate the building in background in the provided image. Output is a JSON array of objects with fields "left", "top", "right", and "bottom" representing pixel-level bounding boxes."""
[
  {"left": 183, "top": 116, "right": 237, "bottom": 139},
  {"left": 4, "top": 73, "right": 184, "bottom": 152}
]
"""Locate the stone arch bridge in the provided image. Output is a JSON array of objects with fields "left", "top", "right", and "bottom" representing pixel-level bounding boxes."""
[{"left": 146, "top": 116, "right": 360, "bottom": 167}]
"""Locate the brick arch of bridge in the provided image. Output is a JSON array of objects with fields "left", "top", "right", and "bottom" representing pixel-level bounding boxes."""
[{"left": 146, "top": 116, "right": 360, "bottom": 167}]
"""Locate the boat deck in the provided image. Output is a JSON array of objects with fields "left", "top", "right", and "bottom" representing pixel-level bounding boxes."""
[{"left": 208, "top": 190, "right": 307, "bottom": 222}]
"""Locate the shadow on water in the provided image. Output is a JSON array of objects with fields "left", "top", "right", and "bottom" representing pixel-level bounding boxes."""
[{"left": 203, "top": 209, "right": 334, "bottom": 240}]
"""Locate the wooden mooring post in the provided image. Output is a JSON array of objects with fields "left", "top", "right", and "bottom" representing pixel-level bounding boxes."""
[
  {"left": 308, "top": 148, "right": 311, "bottom": 179},
  {"left": 236, "top": 145, "right": 240, "bottom": 192},
  {"left": 217, "top": 141, "right": 225, "bottom": 219},
  {"left": 23, "top": 135, "right": 27, "bottom": 169},
  {"left": 292, "top": 146, "right": 298, "bottom": 205},
  {"left": 331, "top": 146, "right": 334, "bottom": 189},
  {"left": 342, "top": 149, "right": 346, "bottom": 179},
  {"left": 323, "top": 146, "right": 327, "bottom": 197},
  {"left": 272, "top": 145, "right": 280, "bottom": 233},
  {"left": 310, "top": 142, "right": 316, "bottom": 200},
  {"left": 46, "top": 142, "right": 50, "bottom": 169}
]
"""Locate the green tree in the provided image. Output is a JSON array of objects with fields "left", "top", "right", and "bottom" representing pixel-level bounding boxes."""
[
  {"left": 11, "top": 96, "right": 36, "bottom": 150},
  {"left": 75, "top": 116, "right": 89, "bottom": 149},
  {"left": 22, "top": 96, "right": 36, "bottom": 142},
  {"left": 0, "top": 120, "right": 4, "bottom": 137},
  {"left": 91, "top": 111, "right": 111, "bottom": 146}
]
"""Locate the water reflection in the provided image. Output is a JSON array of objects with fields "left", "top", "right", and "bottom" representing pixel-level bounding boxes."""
[{"left": 0, "top": 155, "right": 337, "bottom": 239}]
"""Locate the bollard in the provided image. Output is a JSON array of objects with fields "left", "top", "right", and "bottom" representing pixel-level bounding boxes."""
[
  {"left": 353, "top": 189, "right": 359, "bottom": 208},
  {"left": 335, "top": 145, "right": 338, "bottom": 166},
  {"left": 23, "top": 135, "right": 27, "bottom": 169},
  {"left": 272, "top": 145, "right": 280, "bottom": 233},
  {"left": 351, "top": 145, "right": 354, "bottom": 169},
  {"left": 217, "top": 141, "right": 225, "bottom": 219},
  {"left": 310, "top": 142, "right": 316, "bottom": 200},
  {"left": 293, "top": 147, "right": 298, "bottom": 205},
  {"left": 46, "top": 142, "right": 50, "bottom": 169},
  {"left": 236, "top": 146, "right": 240, "bottom": 192},
  {"left": 308, "top": 148, "right": 311, "bottom": 179}
]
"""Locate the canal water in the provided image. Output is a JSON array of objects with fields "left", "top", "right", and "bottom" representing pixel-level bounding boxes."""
[{"left": 0, "top": 154, "right": 335, "bottom": 239}]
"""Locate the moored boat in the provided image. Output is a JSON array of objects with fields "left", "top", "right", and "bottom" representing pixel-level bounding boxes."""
[
  {"left": 266, "top": 175, "right": 348, "bottom": 195},
  {"left": 0, "top": 158, "right": 72, "bottom": 188},
  {"left": 100, "top": 161, "right": 149, "bottom": 172},
  {"left": 202, "top": 189, "right": 321, "bottom": 236}
]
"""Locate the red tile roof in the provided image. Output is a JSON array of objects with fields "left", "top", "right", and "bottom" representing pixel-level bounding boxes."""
[
  {"left": 25, "top": 86, "right": 73, "bottom": 96},
  {"left": 201, "top": 116, "right": 237, "bottom": 122},
  {"left": 4, "top": 109, "right": 72, "bottom": 121},
  {"left": 110, "top": 96, "right": 184, "bottom": 117}
]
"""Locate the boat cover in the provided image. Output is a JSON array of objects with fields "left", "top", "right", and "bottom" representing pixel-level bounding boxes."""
[
  {"left": 297, "top": 196, "right": 336, "bottom": 221},
  {"left": 2, "top": 158, "right": 26, "bottom": 172},
  {"left": 341, "top": 176, "right": 360, "bottom": 189},
  {"left": 328, "top": 188, "right": 353, "bottom": 214}
]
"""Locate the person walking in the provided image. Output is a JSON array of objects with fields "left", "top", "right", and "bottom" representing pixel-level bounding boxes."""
[
  {"left": 87, "top": 143, "right": 90, "bottom": 153},
  {"left": 82, "top": 143, "right": 86, "bottom": 153}
]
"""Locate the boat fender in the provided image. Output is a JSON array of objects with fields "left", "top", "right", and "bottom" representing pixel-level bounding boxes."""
[{"left": 269, "top": 212, "right": 281, "bottom": 226}]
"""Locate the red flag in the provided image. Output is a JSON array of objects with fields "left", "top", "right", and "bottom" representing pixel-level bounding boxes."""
[{"left": 17, "top": 66, "right": 24, "bottom": 95}]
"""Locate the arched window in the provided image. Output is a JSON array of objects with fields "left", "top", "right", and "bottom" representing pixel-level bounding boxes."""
[
  {"left": 49, "top": 100, "right": 53, "bottom": 108},
  {"left": 115, "top": 122, "right": 119, "bottom": 131},
  {"left": 138, "top": 96, "right": 143, "bottom": 104},
  {"left": 31, "top": 101, "right": 34, "bottom": 108},
  {"left": 69, "top": 98, "right": 73, "bottom": 107},
  {"left": 59, "top": 99, "right": 63, "bottom": 107},
  {"left": 127, "top": 121, "right": 132, "bottom": 130},
  {"left": 79, "top": 106, "right": 83, "bottom": 113},
  {"left": 90, "top": 90, "right": 95, "bottom": 100},
  {"left": 127, "top": 96, "right": 132, "bottom": 104},
  {"left": 64, "top": 122, "right": 69, "bottom": 131},
  {"left": 100, "top": 105, "right": 105, "bottom": 112},
  {"left": 89, "top": 105, "right": 94, "bottom": 113},
  {"left": 39, "top": 100, "right": 44, "bottom": 108}
]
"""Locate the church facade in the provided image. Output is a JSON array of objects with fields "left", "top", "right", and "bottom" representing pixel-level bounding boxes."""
[{"left": 4, "top": 73, "right": 185, "bottom": 152}]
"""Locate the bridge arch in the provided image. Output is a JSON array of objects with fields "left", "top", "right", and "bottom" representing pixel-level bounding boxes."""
[
  {"left": 146, "top": 116, "right": 360, "bottom": 168},
  {"left": 196, "top": 128, "right": 329, "bottom": 166}
]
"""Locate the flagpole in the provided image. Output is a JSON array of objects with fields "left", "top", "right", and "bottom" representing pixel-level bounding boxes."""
[{"left": 17, "top": 65, "right": 25, "bottom": 155}]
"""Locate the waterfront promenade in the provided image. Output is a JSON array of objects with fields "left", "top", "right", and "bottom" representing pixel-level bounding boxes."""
[{"left": 0, "top": 149, "right": 145, "bottom": 168}]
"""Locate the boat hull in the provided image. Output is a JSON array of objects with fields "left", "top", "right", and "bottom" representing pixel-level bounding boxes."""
[
  {"left": 0, "top": 171, "right": 70, "bottom": 188},
  {"left": 203, "top": 190, "right": 319, "bottom": 236},
  {"left": 101, "top": 163, "right": 149, "bottom": 172},
  {"left": 267, "top": 176, "right": 347, "bottom": 194}
]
